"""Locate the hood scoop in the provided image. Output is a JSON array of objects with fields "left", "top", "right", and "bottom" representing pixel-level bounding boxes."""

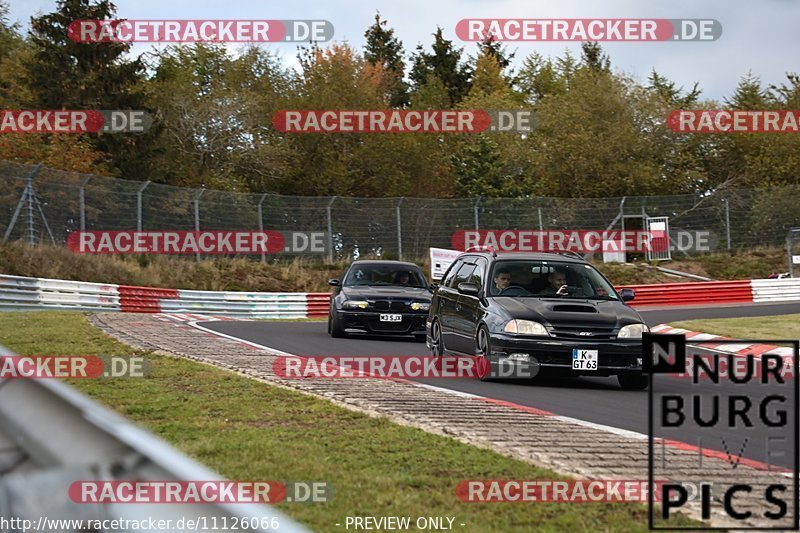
[{"left": 551, "top": 304, "right": 597, "bottom": 313}]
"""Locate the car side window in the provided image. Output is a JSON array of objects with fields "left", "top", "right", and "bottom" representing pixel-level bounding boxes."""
[
  {"left": 451, "top": 262, "right": 476, "bottom": 289},
  {"left": 469, "top": 259, "right": 486, "bottom": 289},
  {"left": 441, "top": 259, "right": 463, "bottom": 288}
]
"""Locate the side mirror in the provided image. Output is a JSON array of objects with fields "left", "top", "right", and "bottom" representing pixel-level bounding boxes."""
[
  {"left": 457, "top": 283, "right": 480, "bottom": 296},
  {"left": 429, "top": 282, "right": 439, "bottom": 291},
  {"left": 619, "top": 288, "right": 635, "bottom": 302},
  {"left": 328, "top": 279, "right": 340, "bottom": 287}
]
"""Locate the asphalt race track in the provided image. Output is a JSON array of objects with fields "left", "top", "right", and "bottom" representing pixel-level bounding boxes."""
[{"left": 201, "top": 301, "right": 800, "bottom": 469}]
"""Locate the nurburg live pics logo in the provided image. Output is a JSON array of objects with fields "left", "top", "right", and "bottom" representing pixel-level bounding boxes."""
[{"left": 644, "top": 332, "right": 799, "bottom": 529}]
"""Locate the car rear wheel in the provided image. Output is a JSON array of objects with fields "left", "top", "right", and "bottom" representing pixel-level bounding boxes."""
[
  {"left": 329, "top": 311, "right": 346, "bottom": 338},
  {"left": 618, "top": 373, "right": 649, "bottom": 390},
  {"left": 475, "top": 326, "right": 494, "bottom": 381}
]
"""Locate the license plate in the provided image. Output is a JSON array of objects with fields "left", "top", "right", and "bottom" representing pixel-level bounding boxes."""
[
  {"left": 379, "top": 314, "right": 402, "bottom": 322},
  {"left": 572, "top": 349, "right": 598, "bottom": 370}
]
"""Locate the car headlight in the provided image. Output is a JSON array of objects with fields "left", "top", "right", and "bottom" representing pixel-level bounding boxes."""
[
  {"left": 410, "top": 302, "right": 430, "bottom": 311},
  {"left": 618, "top": 323, "right": 648, "bottom": 339},
  {"left": 504, "top": 319, "right": 549, "bottom": 336},
  {"left": 342, "top": 300, "right": 368, "bottom": 310}
]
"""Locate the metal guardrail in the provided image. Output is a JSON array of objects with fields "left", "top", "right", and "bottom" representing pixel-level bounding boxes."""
[
  {"left": 0, "top": 274, "right": 329, "bottom": 318},
  {"left": 4, "top": 273, "right": 800, "bottom": 316},
  {"left": 0, "top": 343, "right": 310, "bottom": 533}
]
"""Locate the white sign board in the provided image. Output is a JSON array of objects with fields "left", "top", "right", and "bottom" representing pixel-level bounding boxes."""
[
  {"left": 603, "top": 240, "right": 626, "bottom": 263},
  {"left": 429, "top": 247, "right": 462, "bottom": 280},
  {"left": 793, "top": 255, "right": 800, "bottom": 265}
]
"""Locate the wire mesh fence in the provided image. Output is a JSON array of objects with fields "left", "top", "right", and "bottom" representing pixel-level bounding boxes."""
[{"left": 1, "top": 159, "right": 798, "bottom": 262}]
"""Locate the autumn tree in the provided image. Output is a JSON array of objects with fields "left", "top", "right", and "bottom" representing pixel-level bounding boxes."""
[
  {"left": 410, "top": 27, "right": 471, "bottom": 106},
  {"left": 364, "top": 13, "right": 409, "bottom": 107}
]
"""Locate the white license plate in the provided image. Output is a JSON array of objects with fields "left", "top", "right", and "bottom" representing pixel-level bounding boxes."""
[
  {"left": 379, "top": 314, "right": 402, "bottom": 322},
  {"left": 572, "top": 349, "right": 599, "bottom": 370}
]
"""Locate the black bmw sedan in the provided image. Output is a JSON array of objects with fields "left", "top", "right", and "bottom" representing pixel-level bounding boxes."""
[
  {"left": 328, "top": 260, "right": 432, "bottom": 339},
  {"left": 426, "top": 251, "right": 650, "bottom": 389}
]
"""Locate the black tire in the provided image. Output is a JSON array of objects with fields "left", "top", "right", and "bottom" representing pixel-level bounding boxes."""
[
  {"left": 475, "top": 325, "right": 494, "bottom": 381},
  {"left": 329, "top": 310, "right": 346, "bottom": 338},
  {"left": 618, "top": 373, "right": 650, "bottom": 390},
  {"left": 429, "top": 319, "right": 444, "bottom": 356}
]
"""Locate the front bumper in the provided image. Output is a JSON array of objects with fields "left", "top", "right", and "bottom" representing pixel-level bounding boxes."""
[
  {"left": 488, "top": 332, "right": 643, "bottom": 377},
  {"left": 337, "top": 310, "right": 428, "bottom": 336}
]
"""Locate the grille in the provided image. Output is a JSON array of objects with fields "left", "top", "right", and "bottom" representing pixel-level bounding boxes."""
[
  {"left": 370, "top": 300, "right": 407, "bottom": 312},
  {"left": 549, "top": 325, "right": 616, "bottom": 339}
]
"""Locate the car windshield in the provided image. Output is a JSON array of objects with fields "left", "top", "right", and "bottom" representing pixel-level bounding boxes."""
[
  {"left": 487, "top": 260, "right": 619, "bottom": 300},
  {"left": 343, "top": 264, "right": 428, "bottom": 287}
]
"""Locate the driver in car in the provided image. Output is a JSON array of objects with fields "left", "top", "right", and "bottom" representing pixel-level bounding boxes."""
[
  {"left": 492, "top": 268, "right": 512, "bottom": 294},
  {"left": 538, "top": 268, "right": 569, "bottom": 296}
]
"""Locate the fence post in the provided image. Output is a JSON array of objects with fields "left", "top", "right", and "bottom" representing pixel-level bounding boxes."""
[
  {"left": 136, "top": 181, "right": 151, "bottom": 232},
  {"left": 26, "top": 178, "right": 34, "bottom": 245},
  {"left": 396, "top": 197, "right": 404, "bottom": 261},
  {"left": 327, "top": 196, "right": 336, "bottom": 263},
  {"left": 3, "top": 164, "right": 42, "bottom": 243},
  {"left": 474, "top": 197, "right": 481, "bottom": 230},
  {"left": 724, "top": 197, "right": 731, "bottom": 252},
  {"left": 79, "top": 175, "right": 91, "bottom": 232},
  {"left": 257, "top": 193, "right": 267, "bottom": 264},
  {"left": 194, "top": 188, "right": 204, "bottom": 261}
]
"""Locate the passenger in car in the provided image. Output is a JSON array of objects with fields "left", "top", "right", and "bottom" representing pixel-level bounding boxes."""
[{"left": 537, "top": 268, "right": 569, "bottom": 296}]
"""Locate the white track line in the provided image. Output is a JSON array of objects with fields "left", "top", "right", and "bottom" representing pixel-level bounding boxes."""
[{"left": 186, "top": 319, "right": 660, "bottom": 441}]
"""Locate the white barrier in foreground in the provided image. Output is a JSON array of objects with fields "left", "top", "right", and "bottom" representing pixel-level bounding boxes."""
[{"left": 0, "top": 343, "right": 308, "bottom": 532}]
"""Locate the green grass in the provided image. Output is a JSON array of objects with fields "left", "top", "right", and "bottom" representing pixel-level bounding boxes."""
[
  {"left": 671, "top": 313, "right": 800, "bottom": 340},
  {"left": 0, "top": 311, "right": 696, "bottom": 532}
]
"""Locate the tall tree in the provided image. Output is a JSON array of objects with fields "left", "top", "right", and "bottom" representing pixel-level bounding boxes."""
[
  {"left": 0, "top": 0, "right": 28, "bottom": 107},
  {"left": 363, "top": 13, "right": 409, "bottom": 107},
  {"left": 409, "top": 27, "right": 471, "bottom": 106},
  {"left": 648, "top": 69, "right": 701, "bottom": 106},
  {"left": 516, "top": 52, "right": 566, "bottom": 104},
  {"left": 579, "top": 42, "right": 610, "bottom": 73},
  {"left": 24, "top": 0, "right": 151, "bottom": 179},
  {"left": 25, "top": 0, "right": 143, "bottom": 109},
  {"left": 476, "top": 33, "right": 514, "bottom": 71},
  {"left": 725, "top": 72, "right": 768, "bottom": 109}
]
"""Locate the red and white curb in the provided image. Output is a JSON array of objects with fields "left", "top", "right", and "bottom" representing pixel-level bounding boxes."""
[{"left": 651, "top": 324, "right": 796, "bottom": 358}]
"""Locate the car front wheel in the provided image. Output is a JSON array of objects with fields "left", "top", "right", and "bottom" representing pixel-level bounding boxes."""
[
  {"left": 329, "top": 310, "right": 346, "bottom": 338},
  {"left": 475, "top": 326, "right": 494, "bottom": 381}
]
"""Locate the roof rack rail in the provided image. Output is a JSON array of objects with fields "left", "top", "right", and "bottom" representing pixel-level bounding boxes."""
[
  {"left": 463, "top": 246, "right": 497, "bottom": 257},
  {"left": 555, "top": 251, "right": 586, "bottom": 260}
]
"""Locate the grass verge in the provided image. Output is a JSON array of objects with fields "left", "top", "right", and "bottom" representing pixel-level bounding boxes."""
[
  {"left": 0, "top": 311, "right": 696, "bottom": 532},
  {"left": 670, "top": 313, "right": 800, "bottom": 340}
]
